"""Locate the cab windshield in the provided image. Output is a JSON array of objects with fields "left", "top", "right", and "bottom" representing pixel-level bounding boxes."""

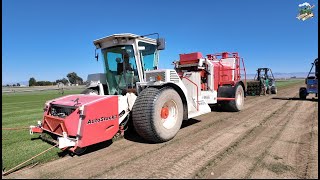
[
  {"left": 138, "top": 41, "right": 158, "bottom": 71},
  {"left": 102, "top": 45, "right": 138, "bottom": 95}
]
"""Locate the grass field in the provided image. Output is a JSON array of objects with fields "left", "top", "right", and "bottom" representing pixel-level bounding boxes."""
[
  {"left": 2, "top": 89, "right": 84, "bottom": 172},
  {"left": 1, "top": 79, "right": 304, "bottom": 173},
  {"left": 275, "top": 79, "right": 305, "bottom": 88}
]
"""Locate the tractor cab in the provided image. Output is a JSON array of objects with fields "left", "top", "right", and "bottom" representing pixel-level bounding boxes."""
[
  {"left": 247, "top": 68, "right": 277, "bottom": 95},
  {"left": 256, "top": 68, "right": 276, "bottom": 86},
  {"left": 89, "top": 33, "right": 165, "bottom": 95}
]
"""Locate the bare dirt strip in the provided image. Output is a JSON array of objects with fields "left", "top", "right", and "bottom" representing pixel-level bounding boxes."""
[{"left": 4, "top": 83, "right": 318, "bottom": 179}]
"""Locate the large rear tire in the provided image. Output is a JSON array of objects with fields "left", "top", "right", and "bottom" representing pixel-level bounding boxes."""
[
  {"left": 132, "top": 87, "right": 183, "bottom": 143},
  {"left": 223, "top": 84, "right": 244, "bottom": 112}
]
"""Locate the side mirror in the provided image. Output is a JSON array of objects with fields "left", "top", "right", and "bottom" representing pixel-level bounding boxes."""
[
  {"left": 157, "top": 38, "right": 165, "bottom": 50},
  {"left": 95, "top": 48, "right": 99, "bottom": 61}
]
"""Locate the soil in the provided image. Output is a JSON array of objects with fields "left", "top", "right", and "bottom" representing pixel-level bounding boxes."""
[{"left": 4, "top": 83, "right": 318, "bottom": 179}]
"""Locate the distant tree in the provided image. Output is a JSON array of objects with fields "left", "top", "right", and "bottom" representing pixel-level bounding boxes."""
[
  {"left": 55, "top": 79, "right": 62, "bottom": 84},
  {"left": 36, "top": 81, "right": 53, "bottom": 86},
  {"left": 6, "top": 84, "right": 9, "bottom": 87},
  {"left": 29, "top": 77, "right": 37, "bottom": 86},
  {"left": 76, "top": 77, "right": 84, "bottom": 85},
  {"left": 36, "top": 81, "right": 43, "bottom": 86},
  {"left": 12, "top": 84, "right": 16, "bottom": 87},
  {"left": 17, "top": 83, "right": 20, "bottom": 86},
  {"left": 61, "top": 78, "right": 69, "bottom": 85},
  {"left": 56, "top": 78, "right": 69, "bottom": 85},
  {"left": 67, "top": 72, "right": 83, "bottom": 85}
]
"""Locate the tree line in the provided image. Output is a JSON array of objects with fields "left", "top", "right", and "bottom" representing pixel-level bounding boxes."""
[{"left": 28, "top": 72, "right": 85, "bottom": 86}]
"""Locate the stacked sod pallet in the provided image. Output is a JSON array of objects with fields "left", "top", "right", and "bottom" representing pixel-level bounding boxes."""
[{"left": 246, "top": 81, "right": 262, "bottom": 96}]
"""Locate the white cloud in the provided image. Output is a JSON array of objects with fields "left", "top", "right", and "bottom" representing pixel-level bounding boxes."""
[{"left": 299, "top": 2, "right": 311, "bottom": 7}]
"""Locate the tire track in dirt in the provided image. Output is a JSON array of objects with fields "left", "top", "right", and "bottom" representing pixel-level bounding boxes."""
[
  {"left": 4, "top": 83, "right": 305, "bottom": 179},
  {"left": 191, "top": 97, "right": 299, "bottom": 179},
  {"left": 250, "top": 101, "right": 317, "bottom": 178},
  {"left": 197, "top": 94, "right": 317, "bottom": 179},
  {"left": 247, "top": 98, "right": 318, "bottom": 179},
  {"left": 308, "top": 103, "right": 318, "bottom": 178},
  {"left": 243, "top": 101, "right": 300, "bottom": 178},
  {"left": 148, "top": 97, "right": 296, "bottom": 179},
  {"left": 298, "top": 101, "right": 318, "bottom": 179},
  {"left": 304, "top": 103, "right": 317, "bottom": 178}
]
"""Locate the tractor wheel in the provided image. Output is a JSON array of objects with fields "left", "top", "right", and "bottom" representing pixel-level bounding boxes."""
[
  {"left": 223, "top": 84, "right": 244, "bottom": 112},
  {"left": 81, "top": 88, "right": 99, "bottom": 95},
  {"left": 266, "top": 88, "right": 271, "bottom": 94},
  {"left": 132, "top": 87, "right": 183, "bottom": 143},
  {"left": 299, "top": 87, "right": 307, "bottom": 99},
  {"left": 271, "top": 87, "right": 277, "bottom": 94}
]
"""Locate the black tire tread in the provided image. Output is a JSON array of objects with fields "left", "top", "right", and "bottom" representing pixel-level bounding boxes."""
[
  {"left": 223, "top": 85, "right": 244, "bottom": 112},
  {"left": 299, "top": 87, "right": 307, "bottom": 99},
  {"left": 132, "top": 88, "right": 163, "bottom": 143}
]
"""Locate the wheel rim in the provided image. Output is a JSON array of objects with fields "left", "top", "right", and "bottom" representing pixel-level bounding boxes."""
[
  {"left": 161, "top": 100, "right": 178, "bottom": 129},
  {"left": 236, "top": 88, "right": 244, "bottom": 107},
  {"left": 161, "top": 107, "right": 169, "bottom": 119}
]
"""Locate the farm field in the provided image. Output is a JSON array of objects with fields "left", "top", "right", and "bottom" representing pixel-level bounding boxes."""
[
  {"left": 2, "top": 85, "right": 86, "bottom": 93},
  {"left": 2, "top": 79, "right": 318, "bottom": 179},
  {"left": 2, "top": 89, "right": 85, "bottom": 174}
]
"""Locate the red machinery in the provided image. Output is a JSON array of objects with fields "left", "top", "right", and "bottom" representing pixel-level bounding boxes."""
[
  {"left": 30, "top": 33, "right": 247, "bottom": 154},
  {"left": 175, "top": 51, "right": 246, "bottom": 101},
  {"left": 30, "top": 95, "right": 119, "bottom": 152}
]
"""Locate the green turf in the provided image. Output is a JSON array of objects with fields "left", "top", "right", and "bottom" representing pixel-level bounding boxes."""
[
  {"left": 275, "top": 79, "right": 304, "bottom": 88},
  {"left": 2, "top": 89, "right": 84, "bottom": 172}
]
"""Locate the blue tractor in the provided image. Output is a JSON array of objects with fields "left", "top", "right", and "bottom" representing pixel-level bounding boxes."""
[{"left": 299, "top": 58, "right": 318, "bottom": 99}]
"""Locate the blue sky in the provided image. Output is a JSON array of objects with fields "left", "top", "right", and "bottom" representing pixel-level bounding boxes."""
[{"left": 2, "top": 0, "right": 318, "bottom": 84}]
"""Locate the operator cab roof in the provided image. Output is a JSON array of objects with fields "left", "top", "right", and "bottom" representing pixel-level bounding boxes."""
[{"left": 93, "top": 33, "right": 157, "bottom": 48}]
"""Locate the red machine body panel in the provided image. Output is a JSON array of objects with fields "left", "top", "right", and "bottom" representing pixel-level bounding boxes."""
[
  {"left": 42, "top": 115, "right": 70, "bottom": 136},
  {"left": 213, "top": 65, "right": 220, "bottom": 91},
  {"left": 179, "top": 52, "right": 203, "bottom": 65},
  {"left": 176, "top": 51, "right": 246, "bottom": 93},
  {"left": 207, "top": 52, "right": 245, "bottom": 89},
  {"left": 78, "top": 95, "right": 119, "bottom": 147},
  {"left": 50, "top": 95, "right": 106, "bottom": 107},
  {"left": 41, "top": 94, "right": 119, "bottom": 148}
]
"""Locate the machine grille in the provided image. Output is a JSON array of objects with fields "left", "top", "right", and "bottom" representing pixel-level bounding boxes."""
[
  {"left": 49, "top": 104, "right": 76, "bottom": 119},
  {"left": 170, "top": 70, "right": 180, "bottom": 83}
]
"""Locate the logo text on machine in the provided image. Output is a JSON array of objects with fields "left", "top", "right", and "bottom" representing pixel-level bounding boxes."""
[{"left": 87, "top": 115, "right": 118, "bottom": 124}]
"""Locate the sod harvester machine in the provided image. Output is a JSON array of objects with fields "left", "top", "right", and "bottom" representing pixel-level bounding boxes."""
[
  {"left": 30, "top": 33, "right": 247, "bottom": 154},
  {"left": 246, "top": 68, "right": 277, "bottom": 96}
]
